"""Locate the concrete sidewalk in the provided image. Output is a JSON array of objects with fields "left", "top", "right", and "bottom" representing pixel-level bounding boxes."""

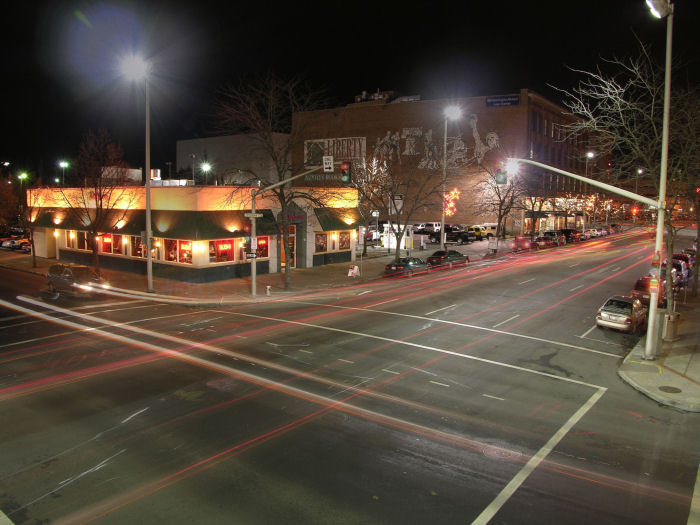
[{"left": 617, "top": 296, "right": 700, "bottom": 412}]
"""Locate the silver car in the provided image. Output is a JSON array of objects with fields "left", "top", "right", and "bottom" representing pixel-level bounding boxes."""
[{"left": 596, "top": 295, "right": 648, "bottom": 333}]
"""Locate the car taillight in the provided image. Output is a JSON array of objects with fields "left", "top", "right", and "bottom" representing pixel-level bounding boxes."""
[
  {"left": 624, "top": 318, "right": 632, "bottom": 324},
  {"left": 596, "top": 312, "right": 601, "bottom": 318}
]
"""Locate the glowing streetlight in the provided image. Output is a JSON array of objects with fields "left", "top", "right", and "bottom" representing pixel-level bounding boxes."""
[
  {"left": 121, "top": 54, "right": 154, "bottom": 293},
  {"left": 441, "top": 105, "right": 462, "bottom": 250},
  {"left": 58, "top": 160, "right": 69, "bottom": 185},
  {"left": 201, "top": 162, "right": 212, "bottom": 185}
]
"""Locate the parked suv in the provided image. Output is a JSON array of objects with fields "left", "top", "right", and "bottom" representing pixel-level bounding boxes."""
[
  {"left": 542, "top": 230, "right": 566, "bottom": 245},
  {"left": 467, "top": 225, "right": 485, "bottom": 241},
  {"left": 429, "top": 226, "right": 475, "bottom": 244},
  {"left": 631, "top": 275, "right": 667, "bottom": 307},
  {"left": 46, "top": 263, "right": 110, "bottom": 296}
]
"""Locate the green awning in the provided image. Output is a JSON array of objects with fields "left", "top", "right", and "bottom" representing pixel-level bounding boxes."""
[
  {"left": 524, "top": 210, "right": 549, "bottom": 219},
  {"left": 314, "top": 208, "right": 360, "bottom": 231}
]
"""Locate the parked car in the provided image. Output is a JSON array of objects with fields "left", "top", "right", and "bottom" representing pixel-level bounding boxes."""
[
  {"left": 467, "top": 225, "right": 485, "bottom": 241},
  {"left": 542, "top": 230, "right": 566, "bottom": 245},
  {"left": 383, "top": 257, "right": 429, "bottom": 277},
  {"left": 510, "top": 236, "right": 532, "bottom": 251},
  {"left": 663, "top": 260, "right": 688, "bottom": 287},
  {"left": 631, "top": 275, "right": 668, "bottom": 307},
  {"left": 429, "top": 226, "right": 474, "bottom": 244},
  {"left": 9, "top": 238, "right": 30, "bottom": 250},
  {"left": 426, "top": 249, "right": 470, "bottom": 269},
  {"left": 560, "top": 228, "right": 582, "bottom": 243},
  {"left": 673, "top": 253, "right": 695, "bottom": 272},
  {"left": 46, "top": 263, "right": 110, "bottom": 296},
  {"left": 532, "top": 236, "right": 556, "bottom": 249},
  {"left": 596, "top": 295, "right": 648, "bottom": 333},
  {"left": 585, "top": 228, "right": 599, "bottom": 238},
  {"left": 480, "top": 223, "right": 498, "bottom": 238}
]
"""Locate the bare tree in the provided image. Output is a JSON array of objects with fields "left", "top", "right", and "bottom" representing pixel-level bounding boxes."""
[
  {"left": 0, "top": 176, "right": 20, "bottom": 229},
  {"left": 474, "top": 167, "right": 524, "bottom": 239},
  {"left": 556, "top": 43, "right": 700, "bottom": 297},
  {"left": 212, "top": 72, "right": 340, "bottom": 290},
  {"left": 353, "top": 156, "right": 444, "bottom": 262},
  {"left": 60, "top": 129, "right": 134, "bottom": 275}
]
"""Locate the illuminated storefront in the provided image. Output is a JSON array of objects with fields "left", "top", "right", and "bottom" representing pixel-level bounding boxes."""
[{"left": 30, "top": 186, "right": 359, "bottom": 282}]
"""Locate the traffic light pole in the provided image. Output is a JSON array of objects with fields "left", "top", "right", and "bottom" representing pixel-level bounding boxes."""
[
  {"left": 249, "top": 162, "right": 345, "bottom": 297},
  {"left": 508, "top": 158, "right": 664, "bottom": 358}
]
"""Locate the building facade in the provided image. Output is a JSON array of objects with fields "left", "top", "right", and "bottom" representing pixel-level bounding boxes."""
[
  {"left": 29, "top": 185, "right": 359, "bottom": 282},
  {"left": 292, "top": 89, "right": 594, "bottom": 233}
]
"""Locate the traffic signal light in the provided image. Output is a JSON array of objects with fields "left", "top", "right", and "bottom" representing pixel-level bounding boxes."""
[
  {"left": 339, "top": 161, "right": 351, "bottom": 183},
  {"left": 494, "top": 170, "right": 507, "bottom": 184},
  {"left": 631, "top": 207, "right": 639, "bottom": 216}
]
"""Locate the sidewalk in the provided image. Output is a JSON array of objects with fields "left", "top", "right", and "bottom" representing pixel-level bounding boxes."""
[
  {"left": 2, "top": 237, "right": 699, "bottom": 412},
  {"left": 617, "top": 296, "right": 700, "bottom": 412}
]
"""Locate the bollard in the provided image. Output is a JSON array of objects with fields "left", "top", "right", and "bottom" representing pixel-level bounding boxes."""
[{"left": 265, "top": 285, "right": 271, "bottom": 296}]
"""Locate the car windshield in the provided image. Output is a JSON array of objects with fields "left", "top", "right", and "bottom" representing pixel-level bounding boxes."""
[
  {"left": 603, "top": 299, "right": 632, "bottom": 313},
  {"left": 634, "top": 279, "right": 649, "bottom": 291}
]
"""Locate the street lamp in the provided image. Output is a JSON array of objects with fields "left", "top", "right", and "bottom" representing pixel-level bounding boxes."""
[
  {"left": 121, "top": 54, "right": 154, "bottom": 293},
  {"left": 441, "top": 105, "right": 462, "bottom": 250},
  {"left": 201, "top": 162, "right": 211, "bottom": 185},
  {"left": 58, "top": 160, "right": 69, "bottom": 185},
  {"left": 644, "top": 0, "right": 674, "bottom": 360}
]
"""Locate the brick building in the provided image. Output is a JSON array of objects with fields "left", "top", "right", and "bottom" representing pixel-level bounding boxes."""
[{"left": 292, "top": 89, "right": 594, "bottom": 233}]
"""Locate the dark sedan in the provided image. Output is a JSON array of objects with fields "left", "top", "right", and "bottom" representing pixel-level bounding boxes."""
[
  {"left": 46, "top": 263, "right": 110, "bottom": 296},
  {"left": 631, "top": 275, "right": 668, "bottom": 308},
  {"left": 383, "top": 257, "right": 429, "bottom": 277},
  {"left": 426, "top": 250, "right": 470, "bottom": 269}
]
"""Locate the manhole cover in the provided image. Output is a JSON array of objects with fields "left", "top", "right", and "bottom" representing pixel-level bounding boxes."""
[{"left": 658, "top": 385, "right": 682, "bottom": 394}]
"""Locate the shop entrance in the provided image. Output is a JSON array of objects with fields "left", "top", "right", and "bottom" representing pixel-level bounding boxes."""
[{"left": 281, "top": 225, "right": 296, "bottom": 269}]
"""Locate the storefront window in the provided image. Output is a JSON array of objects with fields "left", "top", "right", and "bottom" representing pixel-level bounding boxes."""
[
  {"left": 152, "top": 239, "right": 162, "bottom": 260},
  {"left": 131, "top": 236, "right": 144, "bottom": 258},
  {"left": 113, "top": 234, "right": 124, "bottom": 255},
  {"left": 178, "top": 240, "right": 192, "bottom": 264},
  {"left": 66, "top": 231, "right": 74, "bottom": 249},
  {"left": 77, "top": 231, "right": 86, "bottom": 250},
  {"left": 339, "top": 231, "right": 351, "bottom": 250},
  {"left": 100, "top": 234, "right": 113, "bottom": 254},
  {"left": 209, "top": 239, "right": 234, "bottom": 263},
  {"left": 315, "top": 233, "right": 327, "bottom": 253},
  {"left": 165, "top": 239, "right": 178, "bottom": 262},
  {"left": 256, "top": 236, "right": 269, "bottom": 258}
]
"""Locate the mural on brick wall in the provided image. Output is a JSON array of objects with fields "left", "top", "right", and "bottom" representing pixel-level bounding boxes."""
[
  {"left": 303, "top": 115, "right": 499, "bottom": 171},
  {"left": 380, "top": 114, "right": 499, "bottom": 170}
]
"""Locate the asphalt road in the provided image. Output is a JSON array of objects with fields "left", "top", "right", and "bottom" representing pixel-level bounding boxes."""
[{"left": 0, "top": 231, "right": 698, "bottom": 524}]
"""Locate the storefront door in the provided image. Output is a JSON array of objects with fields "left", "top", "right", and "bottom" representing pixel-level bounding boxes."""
[{"left": 281, "top": 225, "right": 296, "bottom": 269}]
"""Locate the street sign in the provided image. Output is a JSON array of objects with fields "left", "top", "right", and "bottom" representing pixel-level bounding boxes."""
[
  {"left": 245, "top": 252, "right": 257, "bottom": 259},
  {"left": 323, "top": 155, "right": 334, "bottom": 172},
  {"left": 244, "top": 212, "right": 263, "bottom": 218},
  {"left": 250, "top": 237, "right": 257, "bottom": 250}
]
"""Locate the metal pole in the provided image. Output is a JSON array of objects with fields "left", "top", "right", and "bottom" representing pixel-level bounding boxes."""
[
  {"left": 644, "top": 5, "right": 673, "bottom": 360},
  {"left": 250, "top": 188, "right": 257, "bottom": 297},
  {"left": 145, "top": 81, "right": 154, "bottom": 293},
  {"left": 440, "top": 118, "right": 447, "bottom": 251}
]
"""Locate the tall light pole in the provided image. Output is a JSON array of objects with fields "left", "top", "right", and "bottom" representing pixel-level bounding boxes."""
[
  {"left": 58, "top": 160, "right": 69, "bottom": 186},
  {"left": 121, "top": 54, "right": 154, "bottom": 293},
  {"left": 441, "top": 106, "right": 462, "bottom": 250},
  {"left": 644, "top": 0, "right": 674, "bottom": 360},
  {"left": 190, "top": 154, "right": 196, "bottom": 183}
]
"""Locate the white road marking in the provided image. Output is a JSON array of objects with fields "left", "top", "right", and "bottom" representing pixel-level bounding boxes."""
[
  {"left": 578, "top": 325, "right": 598, "bottom": 339},
  {"left": 429, "top": 380, "right": 450, "bottom": 387},
  {"left": 337, "top": 358, "right": 354, "bottom": 364},
  {"left": 492, "top": 315, "right": 519, "bottom": 328},
  {"left": 482, "top": 394, "right": 505, "bottom": 401},
  {"left": 298, "top": 349, "right": 312, "bottom": 354},
  {"left": 357, "top": 291, "right": 371, "bottom": 295},
  {"left": 291, "top": 301, "right": 621, "bottom": 359},
  {"left": 371, "top": 298, "right": 399, "bottom": 307},
  {"left": 569, "top": 284, "right": 584, "bottom": 292},
  {"left": 518, "top": 278, "right": 535, "bottom": 285},
  {"left": 569, "top": 263, "right": 580, "bottom": 268},
  {"left": 610, "top": 266, "right": 621, "bottom": 272},
  {"left": 425, "top": 304, "right": 456, "bottom": 316},
  {"left": 121, "top": 407, "right": 150, "bottom": 424},
  {"left": 472, "top": 388, "right": 606, "bottom": 525},
  {"left": 381, "top": 369, "right": 400, "bottom": 375}
]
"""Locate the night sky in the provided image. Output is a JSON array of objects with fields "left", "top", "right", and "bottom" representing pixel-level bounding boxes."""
[{"left": 2, "top": 0, "right": 698, "bottom": 180}]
